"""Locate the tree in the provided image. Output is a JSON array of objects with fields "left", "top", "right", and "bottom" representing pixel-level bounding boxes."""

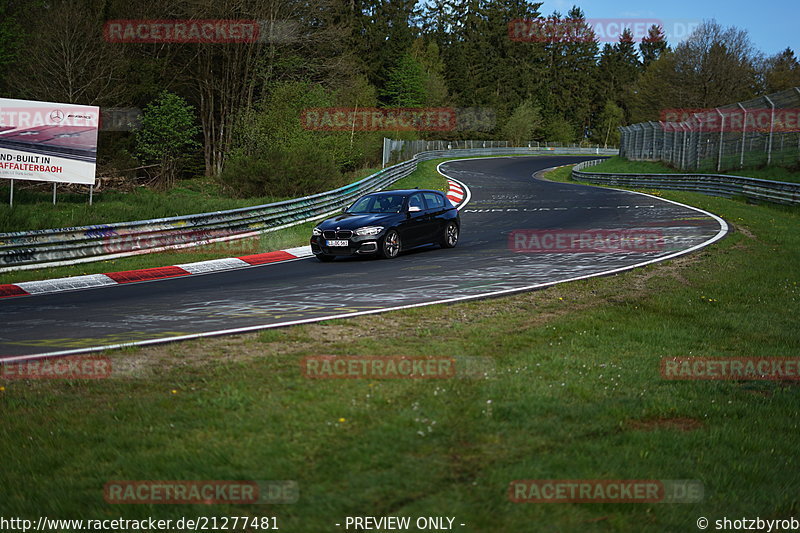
[
  {"left": 411, "top": 38, "right": 450, "bottom": 106},
  {"left": 670, "top": 20, "right": 760, "bottom": 107},
  {"left": 593, "top": 100, "right": 624, "bottom": 147},
  {"left": 762, "top": 48, "right": 800, "bottom": 92},
  {"left": 543, "top": 7, "right": 599, "bottom": 137},
  {"left": 596, "top": 28, "right": 641, "bottom": 122},
  {"left": 628, "top": 51, "right": 680, "bottom": 123},
  {"left": 135, "top": 91, "right": 201, "bottom": 189},
  {"left": 349, "top": 0, "right": 421, "bottom": 92},
  {"left": 639, "top": 25, "right": 668, "bottom": 67},
  {"left": 502, "top": 99, "right": 542, "bottom": 145},
  {"left": 442, "top": 0, "right": 545, "bottom": 120},
  {"left": 382, "top": 53, "right": 427, "bottom": 107},
  {"left": 544, "top": 116, "right": 574, "bottom": 143},
  {"left": 6, "top": 0, "right": 125, "bottom": 105},
  {"left": 0, "top": 0, "right": 24, "bottom": 95}
]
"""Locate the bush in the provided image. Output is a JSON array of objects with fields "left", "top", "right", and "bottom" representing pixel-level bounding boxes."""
[{"left": 220, "top": 143, "right": 341, "bottom": 199}]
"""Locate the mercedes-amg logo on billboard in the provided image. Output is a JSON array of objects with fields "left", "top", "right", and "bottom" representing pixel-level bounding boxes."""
[{"left": 49, "top": 109, "right": 64, "bottom": 123}]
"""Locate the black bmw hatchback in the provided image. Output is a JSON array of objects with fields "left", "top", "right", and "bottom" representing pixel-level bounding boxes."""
[{"left": 310, "top": 189, "right": 460, "bottom": 261}]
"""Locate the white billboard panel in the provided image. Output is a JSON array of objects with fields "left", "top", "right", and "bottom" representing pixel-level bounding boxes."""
[{"left": 0, "top": 97, "right": 99, "bottom": 185}]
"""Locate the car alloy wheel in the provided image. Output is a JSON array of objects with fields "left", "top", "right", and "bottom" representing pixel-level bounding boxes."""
[
  {"left": 381, "top": 229, "right": 401, "bottom": 258},
  {"left": 441, "top": 222, "right": 459, "bottom": 248}
]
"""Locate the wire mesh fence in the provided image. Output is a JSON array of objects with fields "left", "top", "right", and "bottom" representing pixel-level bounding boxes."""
[
  {"left": 383, "top": 139, "right": 613, "bottom": 166},
  {"left": 619, "top": 87, "right": 800, "bottom": 172}
]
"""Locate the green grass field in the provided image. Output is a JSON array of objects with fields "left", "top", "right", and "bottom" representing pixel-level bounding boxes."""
[
  {"left": 589, "top": 156, "right": 800, "bottom": 184},
  {"left": 1, "top": 158, "right": 798, "bottom": 531}
]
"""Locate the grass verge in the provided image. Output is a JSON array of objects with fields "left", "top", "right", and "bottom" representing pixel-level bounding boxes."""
[
  {"left": 1, "top": 162, "right": 798, "bottom": 531},
  {"left": 587, "top": 156, "right": 800, "bottom": 184},
  {"left": 0, "top": 168, "right": 382, "bottom": 234}
]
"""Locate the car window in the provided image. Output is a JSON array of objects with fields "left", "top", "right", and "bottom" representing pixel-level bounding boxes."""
[
  {"left": 422, "top": 192, "right": 445, "bottom": 210},
  {"left": 407, "top": 194, "right": 424, "bottom": 211},
  {"left": 348, "top": 194, "right": 405, "bottom": 213}
]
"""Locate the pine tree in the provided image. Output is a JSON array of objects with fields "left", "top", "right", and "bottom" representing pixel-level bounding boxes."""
[
  {"left": 543, "top": 6, "right": 598, "bottom": 139},
  {"left": 382, "top": 53, "right": 427, "bottom": 107},
  {"left": 763, "top": 48, "right": 800, "bottom": 92},
  {"left": 596, "top": 28, "right": 641, "bottom": 122},
  {"left": 411, "top": 38, "right": 450, "bottom": 106},
  {"left": 639, "top": 25, "right": 668, "bottom": 68}
]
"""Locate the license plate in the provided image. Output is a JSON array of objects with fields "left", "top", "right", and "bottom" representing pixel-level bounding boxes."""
[{"left": 327, "top": 239, "right": 349, "bottom": 247}]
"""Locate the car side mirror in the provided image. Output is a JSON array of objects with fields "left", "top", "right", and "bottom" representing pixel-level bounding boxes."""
[{"left": 408, "top": 206, "right": 421, "bottom": 213}]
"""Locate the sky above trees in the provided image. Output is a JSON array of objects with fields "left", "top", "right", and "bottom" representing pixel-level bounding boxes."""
[{"left": 539, "top": 0, "right": 797, "bottom": 55}]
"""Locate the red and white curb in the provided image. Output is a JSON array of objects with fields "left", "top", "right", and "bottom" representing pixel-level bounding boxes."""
[
  {"left": 0, "top": 182, "right": 471, "bottom": 300},
  {"left": 446, "top": 179, "right": 465, "bottom": 206},
  {"left": 446, "top": 178, "right": 471, "bottom": 211},
  {"left": 0, "top": 246, "right": 313, "bottom": 300}
]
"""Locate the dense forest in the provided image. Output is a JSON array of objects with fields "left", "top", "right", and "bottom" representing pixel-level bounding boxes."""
[{"left": 0, "top": 0, "right": 798, "bottom": 195}]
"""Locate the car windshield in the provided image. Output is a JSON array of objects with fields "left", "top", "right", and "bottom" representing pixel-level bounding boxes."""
[{"left": 346, "top": 194, "right": 406, "bottom": 214}]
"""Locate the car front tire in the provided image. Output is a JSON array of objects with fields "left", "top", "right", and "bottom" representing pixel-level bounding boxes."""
[{"left": 379, "top": 229, "right": 401, "bottom": 259}]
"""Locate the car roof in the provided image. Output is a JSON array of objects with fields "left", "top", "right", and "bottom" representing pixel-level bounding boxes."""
[{"left": 365, "top": 189, "right": 442, "bottom": 196}]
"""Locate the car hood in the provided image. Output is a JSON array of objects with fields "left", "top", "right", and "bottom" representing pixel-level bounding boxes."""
[{"left": 317, "top": 212, "right": 400, "bottom": 230}]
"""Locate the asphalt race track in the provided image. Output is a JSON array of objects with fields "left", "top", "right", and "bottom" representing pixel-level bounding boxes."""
[{"left": 0, "top": 156, "right": 727, "bottom": 361}]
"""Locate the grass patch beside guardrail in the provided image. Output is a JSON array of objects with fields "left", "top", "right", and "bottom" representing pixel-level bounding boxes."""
[
  {"left": 587, "top": 156, "right": 800, "bottom": 183},
  {"left": 0, "top": 160, "right": 449, "bottom": 284},
  {"left": 0, "top": 168, "right": 382, "bottom": 234},
  {"left": 1, "top": 163, "right": 798, "bottom": 529}
]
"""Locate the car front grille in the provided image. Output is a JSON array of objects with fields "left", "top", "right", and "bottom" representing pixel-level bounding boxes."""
[{"left": 323, "top": 230, "right": 353, "bottom": 239}]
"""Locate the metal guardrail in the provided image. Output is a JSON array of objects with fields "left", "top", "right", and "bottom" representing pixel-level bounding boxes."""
[
  {"left": 384, "top": 138, "right": 616, "bottom": 165},
  {"left": 572, "top": 159, "right": 800, "bottom": 205},
  {"left": 0, "top": 146, "right": 618, "bottom": 272}
]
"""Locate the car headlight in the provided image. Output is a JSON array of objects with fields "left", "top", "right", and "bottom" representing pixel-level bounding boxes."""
[
  {"left": 354, "top": 226, "right": 384, "bottom": 236},
  {"left": 312, "top": 227, "right": 322, "bottom": 236}
]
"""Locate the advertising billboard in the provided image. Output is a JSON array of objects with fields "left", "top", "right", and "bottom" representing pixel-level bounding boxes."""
[{"left": 0, "top": 97, "right": 99, "bottom": 185}]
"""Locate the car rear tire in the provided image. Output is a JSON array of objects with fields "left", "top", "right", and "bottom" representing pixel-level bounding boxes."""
[
  {"left": 440, "top": 221, "right": 459, "bottom": 248},
  {"left": 316, "top": 254, "right": 335, "bottom": 262},
  {"left": 379, "top": 229, "right": 401, "bottom": 259}
]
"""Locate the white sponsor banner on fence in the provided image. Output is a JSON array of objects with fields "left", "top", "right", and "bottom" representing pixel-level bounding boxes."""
[{"left": 0, "top": 97, "right": 99, "bottom": 185}]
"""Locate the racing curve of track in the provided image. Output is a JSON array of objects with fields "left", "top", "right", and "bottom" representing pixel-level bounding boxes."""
[{"left": 0, "top": 156, "right": 727, "bottom": 361}]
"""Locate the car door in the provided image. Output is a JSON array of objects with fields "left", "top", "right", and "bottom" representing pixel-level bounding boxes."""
[
  {"left": 398, "top": 193, "right": 429, "bottom": 246},
  {"left": 421, "top": 192, "right": 447, "bottom": 244}
]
